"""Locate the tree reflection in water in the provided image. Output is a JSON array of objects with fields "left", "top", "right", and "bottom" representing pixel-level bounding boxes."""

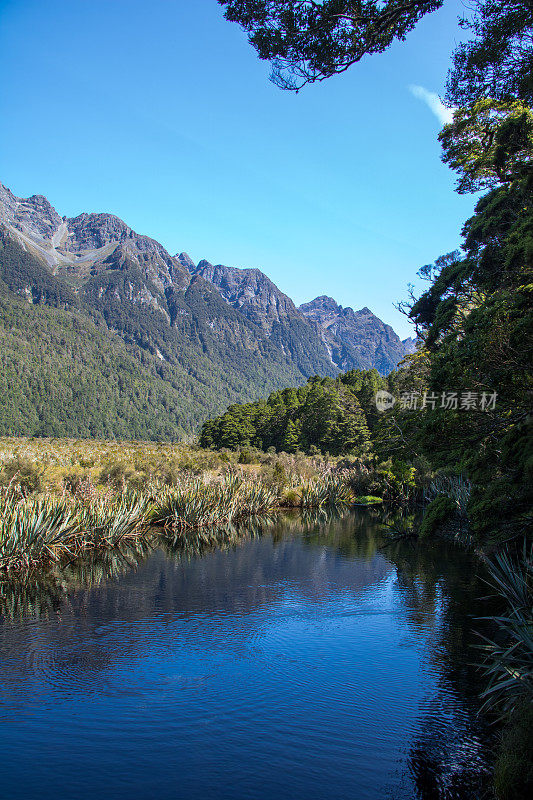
[{"left": 0, "top": 508, "right": 497, "bottom": 799}]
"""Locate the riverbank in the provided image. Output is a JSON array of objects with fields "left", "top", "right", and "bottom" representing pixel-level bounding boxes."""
[
  {"left": 0, "top": 437, "right": 531, "bottom": 797},
  {"left": 0, "top": 436, "right": 424, "bottom": 574}
]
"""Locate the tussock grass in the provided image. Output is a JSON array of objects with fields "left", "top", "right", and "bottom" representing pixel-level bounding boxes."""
[
  {"left": 152, "top": 474, "right": 277, "bottom": 531},
  {"left": 76, "top": 490, "right": 153, "bottom": 546},
  {"left": 0, "top": 488, "right": 152, "bottom": 572},
  {"left": 0, "top": 492, "right": 80, "bottom": 571},
  {"left": 300, "top": 474, "right": 353, "bottom": 508}
]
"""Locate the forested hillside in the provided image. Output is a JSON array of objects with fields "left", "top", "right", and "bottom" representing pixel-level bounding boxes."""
[
  {"left": 0, "top": 233, "right": 304, "bottom": 437},
  {"left": 0, "top": 180, "right": 413, "bottom": 440}
]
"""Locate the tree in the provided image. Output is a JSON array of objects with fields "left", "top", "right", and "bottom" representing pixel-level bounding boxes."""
[
  {"left": 407, "top": 100, "right": 533, "bottom": 543},
  {"left": 199, "top": 369, "right": 377, "bottom": 455},
  {"left": 282, "top": 418, "right": 301, "bottom": 452},
  {"left": 446, "top": 0, "right": 533, "bottom": 106},
  {"left": 439, "top": 99, "right": 533, "bottom": 193},
  {"left": 219, "top": 1, "right": 533, "bottom": 100},
  {"left": 218, "top": 0, "right": 443, "bottom": 90}
]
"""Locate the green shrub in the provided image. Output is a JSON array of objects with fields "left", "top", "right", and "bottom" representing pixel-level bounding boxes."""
[
  {"left": 238, "top": 448, "right": 255, "bottom": 464},
  {"left": 353, "top": 495, "right": 383, "bottom": 505},
  {"left": 281, "top": 487, "right": 301, "bottom": 507},
  {"left": 98, "top": 461, "right": 133, "bottom": 488},
  {"left": 419, "top": 496, "right": 456, "bottom": 538},
  {"left": 272, "top": 461, "right": 287, "bottom": 487},
  {"left": 62, "top": 471, "right": 89, "bottom": 495},
  {"left": 493, "top": 704, "right": 533, "bottom": 800}
]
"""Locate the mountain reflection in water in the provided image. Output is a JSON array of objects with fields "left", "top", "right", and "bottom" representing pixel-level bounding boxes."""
[{"left": 0, "top": 510, "right": 495, "bottom": 800}]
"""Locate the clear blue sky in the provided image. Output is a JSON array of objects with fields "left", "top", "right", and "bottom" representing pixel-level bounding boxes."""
[{"left": 0, "top": 0, "right": 475, "bottom": 337}]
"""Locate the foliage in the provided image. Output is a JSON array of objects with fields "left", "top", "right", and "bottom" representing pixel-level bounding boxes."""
[
  {"left": 0, "top": 436, "right": 431, "bottom": 572},
  {"left": 401, "top": 88, "right": 532, "bottom": 545},
  {"left": 419, "top": 496, "right": 456, "bottom": 538},
  {"left": 352, "top": 495, "right": 383, "bottom": 505},
  {"left": 218, "top": 0, "right": 532, "bottom": 548},
  {"left": 0, "top": 493, "right": 81, "bottom": 571},
  {"left": 200, "top": 369, "right": 384, "bottom": 455},
  {"left": 446, "top": 0, "right": 533, "bottom": 107},
  {"left": 0, "top": 455, "right": 44, "bottom": 494},
  {"left": 299, "top": 473, "right": 353, "bottom": 508},
  {"left": 219, "top": 0, "right": 533, "bottom": 104},
  {"left": 151, "top": 473, "right": 277, "bottom": 530},
  {"left": 478, "top": 547, "right": 533, "bottom": 720},
  {"left": 425, "top": 474, "right": 471, "bottom": 517},
  {"left": 344, "top": 457, "right": 419, "bottom": 505},
  {"left": 0, "top": 230, "right": 77, "bottom": 307},
  {"left": 218, "top": 1, "right": 443, "bottom": 90},
  {"left": 493, "top": 703, "right": 533, "bottom": 800},
  {"left": 439, "top": 99, "right": 533, "bottom": 193},
  {"left": 76, "top": 490, "right": 152, "bottom": 546}
]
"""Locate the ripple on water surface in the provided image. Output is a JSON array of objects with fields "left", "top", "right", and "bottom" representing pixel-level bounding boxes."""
[{"left": 0, "top": 513, "right": 494, "bottom": 800}]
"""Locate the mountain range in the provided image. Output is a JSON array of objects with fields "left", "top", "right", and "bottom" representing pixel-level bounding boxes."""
[{"left": 0, "top": 181, "right": 415, "bottom": 439}]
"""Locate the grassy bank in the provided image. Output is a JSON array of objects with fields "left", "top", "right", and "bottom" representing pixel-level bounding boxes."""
[
  {"left": 0, "top": 437, "right": 417, "bottom": 574},
  {"left": 0, "top": 436, "right": 502, "bottom": 576}
]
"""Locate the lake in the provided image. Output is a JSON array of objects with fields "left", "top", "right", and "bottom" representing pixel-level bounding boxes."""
[{"left": 0, "top": 510, "right": 495, "bottom": 799}]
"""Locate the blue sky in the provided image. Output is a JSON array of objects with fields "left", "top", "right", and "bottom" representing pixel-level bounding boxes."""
[{"left": 0, "top": 0, "right": 475, "bottom": 337}]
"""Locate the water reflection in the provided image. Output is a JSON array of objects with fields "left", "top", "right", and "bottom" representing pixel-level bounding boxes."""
[{"left": 0, "top": 509, "right": 495, "bottom": 800}]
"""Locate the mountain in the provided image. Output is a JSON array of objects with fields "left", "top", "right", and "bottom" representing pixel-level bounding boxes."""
[
  {"left": 189, "top": 260, "right": 337, "bottom": 377},
  {"left": 0, "top": 180, "right": 415, "bottom": 439},
  {"left": 299, "top": 296, "right": 413, "bottom": 375},
  {"left": 401, "top": 337, "right": 417, "bottom": 356}
]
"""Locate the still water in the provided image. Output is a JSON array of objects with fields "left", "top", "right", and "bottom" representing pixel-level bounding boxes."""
[{"left": 0, "top": 511, "right": 494, "bottom": 800}]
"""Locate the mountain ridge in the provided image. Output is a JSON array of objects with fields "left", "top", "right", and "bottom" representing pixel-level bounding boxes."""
[
  {"left": 0, "top": 180, "right": 416, "bottom": 438},
  {"left": 299, "top": 295, "right": 411, "bottom": 375}
]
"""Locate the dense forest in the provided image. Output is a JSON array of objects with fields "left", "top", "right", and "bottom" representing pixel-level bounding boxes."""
[{"left": 200, "top": 369, "right": 385, "bottom": 454}]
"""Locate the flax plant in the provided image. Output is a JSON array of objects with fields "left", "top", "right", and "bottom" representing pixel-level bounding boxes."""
[
  {"left": 151, "top": 473, "right": 277, "bottom": 531},
  {"left": 76, "top": 489, "right": 152, "bottom": 546},
  {"left": 300, "top": 474, "right": 353, "bottom": 508},
  {"left": 0, "top": 492, "right": 80, "bottom": 571},
  {"left": 478, "top": 546, "right": 533, "bottom": 721}
]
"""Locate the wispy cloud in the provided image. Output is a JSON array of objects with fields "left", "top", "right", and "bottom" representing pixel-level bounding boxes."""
[{"left": 409, "top": 85, "right": 455, "bottom": 126}]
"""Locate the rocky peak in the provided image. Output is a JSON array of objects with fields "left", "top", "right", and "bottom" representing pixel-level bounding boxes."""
[
  {"left": 300, "top": 294, "right": 414, "bottom": 374},
  {"left": 176, "top": 252, "right": 196, "bottom": 271},
  {"left": 0, "top": 181, "right": 62, "bottom": 239},
  {"left": 402, "top": 337, "right": 417, "bottom": 355},
  {"left": 65, "top": 212, "right": 133, "bottom": 251},
  {"left": 0, "top": 178, "right": 415, "bottom": 378},
  {"left": 300, "top": 295, "right": 341, "bottom": 315},
  {"left": 190, "top": 260, "right": 301, "bottom": 332}
]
